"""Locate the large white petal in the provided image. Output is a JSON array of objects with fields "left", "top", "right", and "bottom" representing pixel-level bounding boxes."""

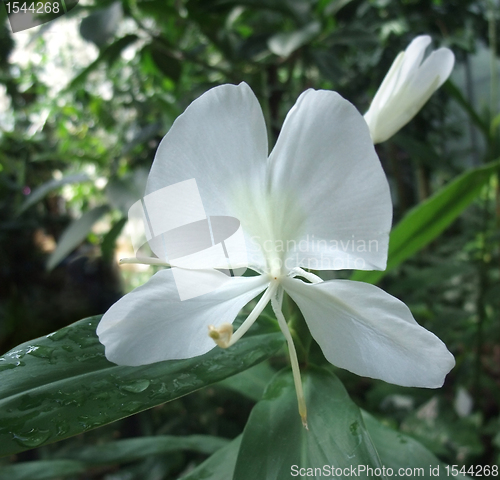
[
  {"left": 282, "top": 277, "right": 455, "bottom": 387},
  {"left": 97, "top": 269, "right": 269, "bottom": 365},
  {"left": 145, "top": 83, "right": 269, "bottom": 271},
  {"left": 267, "top": 90, "right": 392, "bottom": 271}
]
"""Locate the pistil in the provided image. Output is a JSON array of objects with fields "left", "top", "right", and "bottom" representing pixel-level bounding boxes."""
[{"left": 271, "top": 293, "right": 308, "bottom": 430}]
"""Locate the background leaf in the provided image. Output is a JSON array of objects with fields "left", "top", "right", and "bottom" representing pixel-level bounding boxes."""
[
  {"left": 217, "top": 360, "right": 275, "bottom": 401},
  {"left": 180, "top": 436, "right": 242, "bottom": 480},
  {"left": 267, "top": 21, "right": 321, "bottom": 57},
  {"left": 46, "top": 205, "right": 110, "bottom": 270},
  {"left": 18, "top": 174, "right": 90, "bottom": 214},
  {"left": 0, "top": 435, "right": 227, "bottom": 479},
  {"left": 362, "top": 411, "right": 470, "bottom": 479},
  {"left": 0, "top": 460, "right": 85, "bottom": 480},
  {"left": 68, "top": 34, "right": 139, "bottom": 89},
  {"left": 351, "top": 161, "right": 500, "bottom": 284}
]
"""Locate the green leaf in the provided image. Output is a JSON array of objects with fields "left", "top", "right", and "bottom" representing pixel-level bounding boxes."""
[
  {"left": 149, "top": 41, "right": 182, "bottom": 82},
  {"left": 180, "top": 435, "right": 242, "bottom": 480},
  {"left": 101, "top": 217, "right": 127, "bottom": 262},
  {"left": 0, "top": 460, "right": 85, "bottom": 480},
  {"left": 0, "top": 316, "right": 283, "bottom": 457},
  {"left": 444, "top": 80, "right": 489, "bottom": 137},
  {"left": 0, "top": 435, "right": 228, "bottom": 479},
  {"left": 217, "top": 361, "right": 275, "bottom": 401},
  {"left": 233, "top": 367, "right": 382, "bottom": 479},
  {"left": 68, "top": 34, "right": 139, "bottom": 89},
  {"left": 105, "top": 167, "right": 148, "bottom": 214},
  {"left": 18, "top": 174, "right": 91, "bottom": 214},
  {"left": 362, "top": 411, "right": 471, "bottom": 479},
  {"left": 55, "top": 434, "right": 228, "bottom": 465},
  {"left": 351, "top": 161, "right": 500, "bottom": 284},
  {"left": 268, "top": 21, "right": 321, "bottom": 57},
  {"left": 47, "top": 205, "right": 110, "bottom": 271}
]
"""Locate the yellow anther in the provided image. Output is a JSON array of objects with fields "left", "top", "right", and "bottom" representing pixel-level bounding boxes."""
[{"left": 208, "top": 323, "right": 233, "bottom": 348}]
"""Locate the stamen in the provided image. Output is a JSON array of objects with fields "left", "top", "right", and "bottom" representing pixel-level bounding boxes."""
[
  {"left": 119, "top": 257, "right": 171, "bottom": 267},
  {"left": 208, "top": 323, "right": 233, "bottom": 347},
  {"left": 208, "top": 281, "right": 277, "bottom": 349},
  {"left": 271, "top": 293, "right": 308, "bottom": 430},
  {"left": 290, "top": 267, "right": 323, "bottom": 284}
]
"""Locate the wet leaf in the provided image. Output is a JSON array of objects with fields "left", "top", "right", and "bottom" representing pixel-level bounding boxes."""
[{"left": 0, "top": 316, "right": 283, "bottom": 457}]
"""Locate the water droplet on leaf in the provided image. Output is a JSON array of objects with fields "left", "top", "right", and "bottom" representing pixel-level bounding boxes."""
[
  {"left": 13, "top": 429, "right": 51, "bottom": 448},
  {"left": 120, "top": 379, "right": 150, "bottom": 393}
]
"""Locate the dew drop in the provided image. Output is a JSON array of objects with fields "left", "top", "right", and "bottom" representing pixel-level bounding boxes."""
[
  {"left": 75, "top": 352, "right": 101, "bottom": 362},
  {"left": 120, "top": 379, "right": 150, "bottom": 393},
  {"left": 13, "top": 429, "right": 51, "bottom": 448},
  {"left": 120, "top": 401, "right": 143, "bottom": 414},
  {"left": 27, "top": 345, "right": 54, "bottom": 360},
  {"left": 56, "top": 423, "right": 69, "bottom": 437},
  {"left": 18, "top": 394, "right": 44, "bottom": 411}
]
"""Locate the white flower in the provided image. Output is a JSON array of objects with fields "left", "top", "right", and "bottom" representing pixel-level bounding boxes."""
[
  {"left": 364, "top": 35, "right": 455, "bottom": 144},
  {"left": 97, "top": 83, "right": 455, "bottom": 426}
]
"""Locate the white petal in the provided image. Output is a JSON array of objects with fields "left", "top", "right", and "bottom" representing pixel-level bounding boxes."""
[
  {"left": 365, "top": 51, "right": 404, "bottom": 121},
  {"left": 145, "top": 83, "right": 269, "bottom": 271},
  {"left": 282, "top": 277, "right": 455, "bottom": 387},
  {"left": 395, "top": 35, "right": 431, "bottom": 90},
  {"left": 411, "top": 47, "right": 455, "bottom": 94},
  {"left": 267, "top": 90, "right": 392, "bottom": 271},
  {"left": 97, "top": 269, "right": 269, "bottom": 365}
]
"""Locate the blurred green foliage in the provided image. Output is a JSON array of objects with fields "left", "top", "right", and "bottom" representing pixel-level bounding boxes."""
[{"left": 0, "top": 0, "right": 499, "bottom": 478}]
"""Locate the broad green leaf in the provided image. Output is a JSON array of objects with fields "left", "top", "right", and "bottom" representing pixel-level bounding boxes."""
[
  {"left": 0, "top": 435, "right": 227, "bottom": 480},
  {"left": 0, "top": 316, "right": 283, "bottom": 457},
  {"left": 180, "top": 435, "right": 242, "bottom": 480},
  {"left": 351, "top": 161, "right": 500, "bottom": 284},
  {"left": 362, "top": 411, "right": 470, "bottom": 479},
  {"left": 18, "top": 174, "right": 90, "bottom": 214},
  {"left": 47, "top": 205, "right": 109, "bottom": 270},
  {"left": 54, "top": 434, "right": 228, "bottom": 465},
  {"left": 233, "top": 367, "right": 382, "bottom": 479},
  {"left": 217, "top": 361, "right": 275, "bottom": 401},
  {"left": 0, "top": 460, "right": 85, "bottom": 480},
  {"left": 268, "top": 21, "right": 320, "bottom": 57}
]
